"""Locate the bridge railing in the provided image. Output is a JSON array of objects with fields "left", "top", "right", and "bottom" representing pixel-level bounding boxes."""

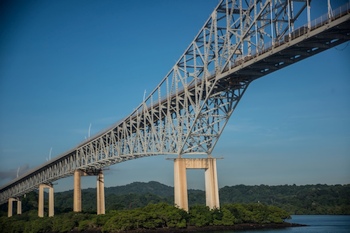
[
  {"left": 231, "top": 2, "right": 350, "bottom": 71},
  {"left": 311, "top": 2, "right": 350, "bottom": 30}
]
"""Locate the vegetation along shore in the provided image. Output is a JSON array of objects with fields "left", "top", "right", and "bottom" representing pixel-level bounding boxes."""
[
  {"left": 1, "top": 202, "right": 300, "bottom": 233},
  {"left": 1, "top": 181, "right": 348, "bottom": 232}
]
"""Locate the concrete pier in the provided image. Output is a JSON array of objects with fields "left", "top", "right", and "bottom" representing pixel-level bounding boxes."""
[
  {"left": 8, "top": 197, "right": 21, "bottom": 217},
  {"left": 174, "top": 158, "right": 219, "bottom": 211},
  {"left": 174, "top": 159, "right": 188, "bottom": 210},
  {"left": 17, "top": 198, "right": 22, "bottom": 215},
  {"left": 73, "top": 170, "right": 82, "bottom": 212},
  {"left": 97, "top": 171, "right": 105, "bottom": 215},
  {"left": 204, "top": 158, "right": 219, "bottom": 208},
  {"left": 73, "top": 169, "right": 105, "bottom": 215},
  {"left": 38, "top": 184, "right": 54, "bottom": 217}
]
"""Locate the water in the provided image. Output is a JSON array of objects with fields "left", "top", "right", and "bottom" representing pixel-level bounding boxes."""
[
  {"left": 198, "top": 215, "right": 350, "bottom": 233},
  {"left": 284, "top": 215, "right": 350, "bottom": 233}
]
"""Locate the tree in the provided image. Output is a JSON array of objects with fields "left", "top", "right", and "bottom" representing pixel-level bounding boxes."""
[{"left": 188, "top": 205, "right": 212, "bottom": 227}]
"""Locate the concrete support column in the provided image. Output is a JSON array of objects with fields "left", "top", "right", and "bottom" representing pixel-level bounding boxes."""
[
  {"left": 38, "top": 185, "right": 44, "bottom": 217},
  {"left": 49, "top": 185, "right": 54, "bottom": 217},
  {"left": 173, "top": 157, "right": 220, "bottom": 211},
  {"left": 8, "top": 197, "right": 21, "bottom": 217},
  {"left": 205, "top": 159, "right": 220, "bottom": 209},
  {"left": 174, "top": 159, "right": 188, "bottom": 211},
  {"left": 73, "top": 169, "right": 105, "bottom": 215},
  {"left": 38, "top": 184, "right": 54, "bottom": 217},
  {"left": 74, "top": 170, "right": 82, "bottom": 212},
  {"left": 97, "top": 171, "right": 105, "bottom": 215},
  {"left": 8, "top": 198, "right": 14, "bottom": 217},
  {"left": 17, "top": 199, "right": 22, "bottom": 215}
]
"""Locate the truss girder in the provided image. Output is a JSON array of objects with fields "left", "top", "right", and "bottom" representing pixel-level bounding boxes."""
[{"left": 1, "top": 1, "right": 350, "bottom": 205}]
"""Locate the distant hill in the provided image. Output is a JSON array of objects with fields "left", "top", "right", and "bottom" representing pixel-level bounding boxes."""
[
  {"left": 219, "top": 184, "right": 350, "bottom": 214},
  {"left": 1, "top": 181, "right": 349, "bottom": 215},
  {"left": 56, "top": 182, "right": 350, "bottom": 214},
  {"left": 105, "top": 181, "right": 174, "bottom": 196},
  {"left": 54, "top": 181, "right": 204, "bottom": 213}
]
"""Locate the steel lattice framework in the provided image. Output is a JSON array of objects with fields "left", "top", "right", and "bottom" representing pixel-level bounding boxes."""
[{"left": 1, "top": 0, "right": 350, "bottom": 204}]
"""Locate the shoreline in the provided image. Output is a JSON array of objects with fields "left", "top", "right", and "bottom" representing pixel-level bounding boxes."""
[{"left": 79, "top": 222, "right": 306, "bottom": 233}]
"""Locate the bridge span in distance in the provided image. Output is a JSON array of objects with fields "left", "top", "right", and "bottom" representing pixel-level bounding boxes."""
[{"left": 1, "top": 0, "right": 350, "bottom": 217}]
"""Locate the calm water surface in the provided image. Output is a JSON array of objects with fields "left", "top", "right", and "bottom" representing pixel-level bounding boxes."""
[{"left": 198, "top": 215, "right": 350, "bottom": 233}]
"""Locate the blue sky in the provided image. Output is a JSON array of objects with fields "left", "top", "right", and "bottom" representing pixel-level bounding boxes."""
[{"left": 0, "top": 0, "right": 349, "bottom": 192}]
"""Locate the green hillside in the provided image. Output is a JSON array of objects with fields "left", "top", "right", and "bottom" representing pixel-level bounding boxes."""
[{"left": 219, "top": 184, "right": 350, "bottom": 214}]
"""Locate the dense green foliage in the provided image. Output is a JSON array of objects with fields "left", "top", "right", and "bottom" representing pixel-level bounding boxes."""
[
  {"left": 220, "top": 184, "right": 350, "bottom": 214},
  {"left": 0, "top": 202, "right": 290, "bottom": 233},
  {"left": 54, "top": 182, "right": 350, "bottom": 215},
  {"left": 1, "top": 182, "right": 349, "bottom": 217}
]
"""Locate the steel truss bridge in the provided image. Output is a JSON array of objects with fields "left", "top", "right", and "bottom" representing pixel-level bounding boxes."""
[{"left": 1, "top": 0, "right": 349, "bottom": 205}]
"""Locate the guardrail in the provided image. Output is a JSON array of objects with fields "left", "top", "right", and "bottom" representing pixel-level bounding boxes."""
[{"left": 232, "top": 2, "right": 350, "bottom": 68}]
